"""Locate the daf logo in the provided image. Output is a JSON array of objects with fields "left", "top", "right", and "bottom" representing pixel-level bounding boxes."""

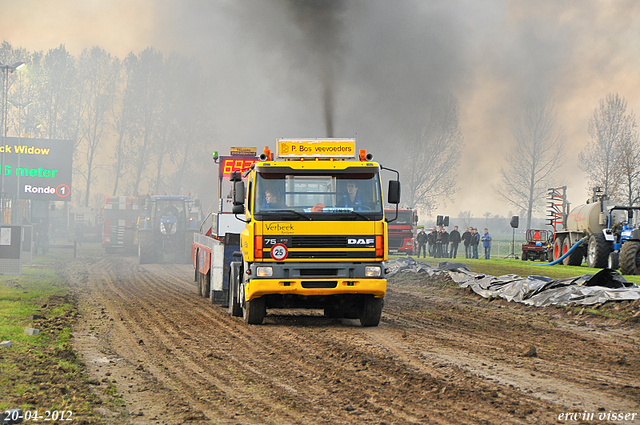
[{"left": 348, "top": 238, "right": 374, "bottom": 245}]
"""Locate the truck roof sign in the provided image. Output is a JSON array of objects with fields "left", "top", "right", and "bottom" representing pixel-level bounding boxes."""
[
  {"left": 277, "top": 138, "right": 356, "bottom": 159},
  {"left": 230, "top": 146, "right": 257, "bottom": 156}
]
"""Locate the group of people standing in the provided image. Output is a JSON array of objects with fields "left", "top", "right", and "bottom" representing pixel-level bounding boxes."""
[{"left": 416, "top": 226, "right": 492, "bottom": 260}]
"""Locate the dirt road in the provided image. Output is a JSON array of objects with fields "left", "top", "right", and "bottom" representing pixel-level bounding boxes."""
[{"left": 62, "top": 252, "right": 640, "bottom": 424}]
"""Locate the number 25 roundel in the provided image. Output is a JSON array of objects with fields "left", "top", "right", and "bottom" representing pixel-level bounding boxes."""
[{"left": 270, "top": 243, "right": 288, "bottom": 261}]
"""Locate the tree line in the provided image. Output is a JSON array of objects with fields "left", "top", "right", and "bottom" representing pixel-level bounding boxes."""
[
  {"left": 496, "top": 93, "right": 639, "bottom": 230},
  {"left": 0, "top": 41, "right": 214, "bottom": 207}
]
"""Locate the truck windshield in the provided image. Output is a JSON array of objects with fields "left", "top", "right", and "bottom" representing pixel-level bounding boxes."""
[
  {"left": 155, "top": 200, "right": 186, "bottom": 219},
  {"left": 394, "top": 211, "right": 414, "bottom": 225},
  {"left": 254, "top": 172, "right": 383, "bottom": 219}
]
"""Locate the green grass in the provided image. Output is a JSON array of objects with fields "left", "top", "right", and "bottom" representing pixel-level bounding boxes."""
[
  {"left": 390, "top": 254, "right": 640, "bottom": 284},
  {"left": 0, "top": 248, "right": 105, "bottom": 423},
  {"left": 0, "top": 259, "right": 67, "bottom": 347}
]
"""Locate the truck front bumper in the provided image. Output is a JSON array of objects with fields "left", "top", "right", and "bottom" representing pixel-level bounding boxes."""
[{"left": 245, "top": 278, "right": 387, "bottom": 301}]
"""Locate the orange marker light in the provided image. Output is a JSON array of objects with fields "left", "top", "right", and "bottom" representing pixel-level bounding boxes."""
[
  {"left": 359, "top": 149, "right": 367, "bottom": 161},
  {"left": 254, "top": 236, "right": 263, "bottom": 259},
  {"left": 375, "top": 235, "right": 384, "bottom": 257}
]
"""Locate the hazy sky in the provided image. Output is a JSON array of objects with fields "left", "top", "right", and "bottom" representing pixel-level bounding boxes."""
[{"left": 2, "top": 0, "right": 640, "bottom": 220}]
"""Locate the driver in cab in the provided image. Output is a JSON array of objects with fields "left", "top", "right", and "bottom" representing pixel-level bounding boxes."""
[
  {"left": 339, "top": 182, "right": 364, "bottom": 210},
  {"left": 265, "top": 188, "right": 285, "bottom": 209}
]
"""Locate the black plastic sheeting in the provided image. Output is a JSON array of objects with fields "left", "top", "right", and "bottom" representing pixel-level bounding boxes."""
[{"left": 388, "top": 256, "right": 640, "bottom": 307}]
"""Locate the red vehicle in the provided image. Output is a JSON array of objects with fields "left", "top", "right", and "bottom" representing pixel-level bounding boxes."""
[
  {"left": 521, "top": 229, "right": 552, "bottom": 262},
  {"left": 385, "top": 208, "right": 418, "bottom": 254}
]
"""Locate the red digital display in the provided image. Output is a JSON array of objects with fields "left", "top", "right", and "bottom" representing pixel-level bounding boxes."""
[{"left": 219, "top": 156, "right": 258, "bottom": 177}]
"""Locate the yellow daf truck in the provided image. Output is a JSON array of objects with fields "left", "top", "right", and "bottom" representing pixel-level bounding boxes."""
[{"left": 225, "top": 138, "right": 401, "bottom": 325}]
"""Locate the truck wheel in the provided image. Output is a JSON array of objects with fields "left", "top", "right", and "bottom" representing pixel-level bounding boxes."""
[
  {"left": 619, "top": 242, "right": 640, "bottom": 275},
  {"left": 521, "top": 251, "right": 527, "bottom": 261},
  {"left": 228, "top": 265, "right": 242, "bottom": 317},
  {"left": 243, "top": 294, "right": 266, "bottom": 325},
  {"left": 586, "top": 233, "right": 610, "bottom": 268},
  {"left": 562, "top": 238, "right": 583, "bottom": 266},
  {"left": 552, "top": 236, "right": 565, "bottom": 261},
  {"left": 359, "top": 296, "right": 384, "bottom": 327},
  {"left": 608, "top": 251, "right": 619, "bottom": 270}
]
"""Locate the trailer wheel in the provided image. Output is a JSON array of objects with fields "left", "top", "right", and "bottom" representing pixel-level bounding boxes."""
[
  {"left": 586, "top": 233, "right": 610, "bottom": 268},
  {"left": 608, "top": 251, "right": 619, "bottom": 270},
  {"left": 562, "top": 238, "right": 583, "bottom": 266},
  {"left": 359, "top": 296, "right": 384, "bottom": 327},
  {"left": 228, "top": 264, "right": 242, "bottom": 317},
  {"left": 619, "top": 242, "right": 640, "bottom": 275},
  {"left": 539, "top": 251, "right": 548, "bottom": 262},
  {"left": 200, "top": 271, "right": 210, "bottom": 298},
  {"left": 194, "top": 250, "right": 199, "bottom": 282},
  {"left": 552, "top": 236, "right": 565, "bottom": 261},
  {"left": 521, "top": 251, "right": 527, "bottom": 261}
]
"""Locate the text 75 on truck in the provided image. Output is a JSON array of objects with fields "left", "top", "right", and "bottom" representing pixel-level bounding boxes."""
[{"left": 192, "top": 139, "right": 401, "bottom": 326}]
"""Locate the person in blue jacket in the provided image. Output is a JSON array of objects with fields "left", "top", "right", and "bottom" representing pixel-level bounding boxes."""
[{"left": 481, "top": 228, "right": 492, "bottom": 259}]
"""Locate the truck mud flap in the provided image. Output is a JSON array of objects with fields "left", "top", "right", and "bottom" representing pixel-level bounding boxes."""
[{"left": 210, "top": 234, "right": 240, "bottom": 305}]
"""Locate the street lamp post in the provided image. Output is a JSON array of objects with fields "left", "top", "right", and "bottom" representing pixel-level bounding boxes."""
[{"left": 0, "top": 61, "right": 26, "bottom": 223}]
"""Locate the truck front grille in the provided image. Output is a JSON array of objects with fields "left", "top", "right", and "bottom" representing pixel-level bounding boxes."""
[
  {"left": 388, "top": 238, "right": 403, "bottom": 248},
  {"left": 301, "top": 281, "right": 338, "bottom": 289},
  {"left": 262, "top": 235, "right": 377, "bottom": 260},
  {"left": 290, "top": 236, "right": 347, "bottom": 248}
]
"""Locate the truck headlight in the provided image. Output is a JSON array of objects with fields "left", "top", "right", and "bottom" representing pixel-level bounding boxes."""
[
  {"left": 365, "top": 266, "right": 381, "bottom": 277},
  {"left": 256, "top": 266, "right": 273, "bottom": 277}
]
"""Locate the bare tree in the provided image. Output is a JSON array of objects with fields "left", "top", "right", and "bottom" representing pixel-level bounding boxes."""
[
  {"left": 75, "top": 47, "right": 120, "bottom": 207},
  {"left": 579, "top": 93, "right": 637, "bottom": 200},
  {"left": 125, "top": 47, "right": 164, "bottom": 196},
  {"left": 483, "top": 211, "right": 491, "bottom": 228},
  {"left": 402, "top": 94, "right": 463, "bottom": 214},
  {"left": 169, "top": 56, "right": 214, "bottom": 194},
  {"left": 618, "top": 123, "right": 640, "bottom": 205},
  {"left": 458, "top": 210, "right": 471, "bottom": 229},
  {"left": 496, "top": 100, "right": 565, "bottom": 230},
  {"left": 110, "top": 52, "right": 139, "bottom": 196},
  {"left": 35, "top": 45, "right": 77, "bottom": 140}
]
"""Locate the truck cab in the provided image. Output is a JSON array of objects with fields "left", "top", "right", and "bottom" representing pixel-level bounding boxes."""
[
  {"left": 385, "top": 208, "right": 418, "bottom": 254},
  {"left": 229, "top": 139, "right": 400, "bottom": 325}
]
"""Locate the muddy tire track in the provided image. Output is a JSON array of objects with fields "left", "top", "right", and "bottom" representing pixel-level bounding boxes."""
[{"left": 62, "top": 254, "right": 639, "bottom": 424}]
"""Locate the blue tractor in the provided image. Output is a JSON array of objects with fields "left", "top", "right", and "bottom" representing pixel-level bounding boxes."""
[{"left": 137, "top": 195, "right": 198, "bottom": 264}]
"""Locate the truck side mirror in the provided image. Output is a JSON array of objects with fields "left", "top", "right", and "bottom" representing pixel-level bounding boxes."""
[
  {"left": 233, "top": 181, "right": 245, "bottom": 206},
  {"left": 232, "top": 204, "right": 245, "bottom": 214},
  {"left": 388, "top": 180, "right": 401, "bottom": 204}
]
